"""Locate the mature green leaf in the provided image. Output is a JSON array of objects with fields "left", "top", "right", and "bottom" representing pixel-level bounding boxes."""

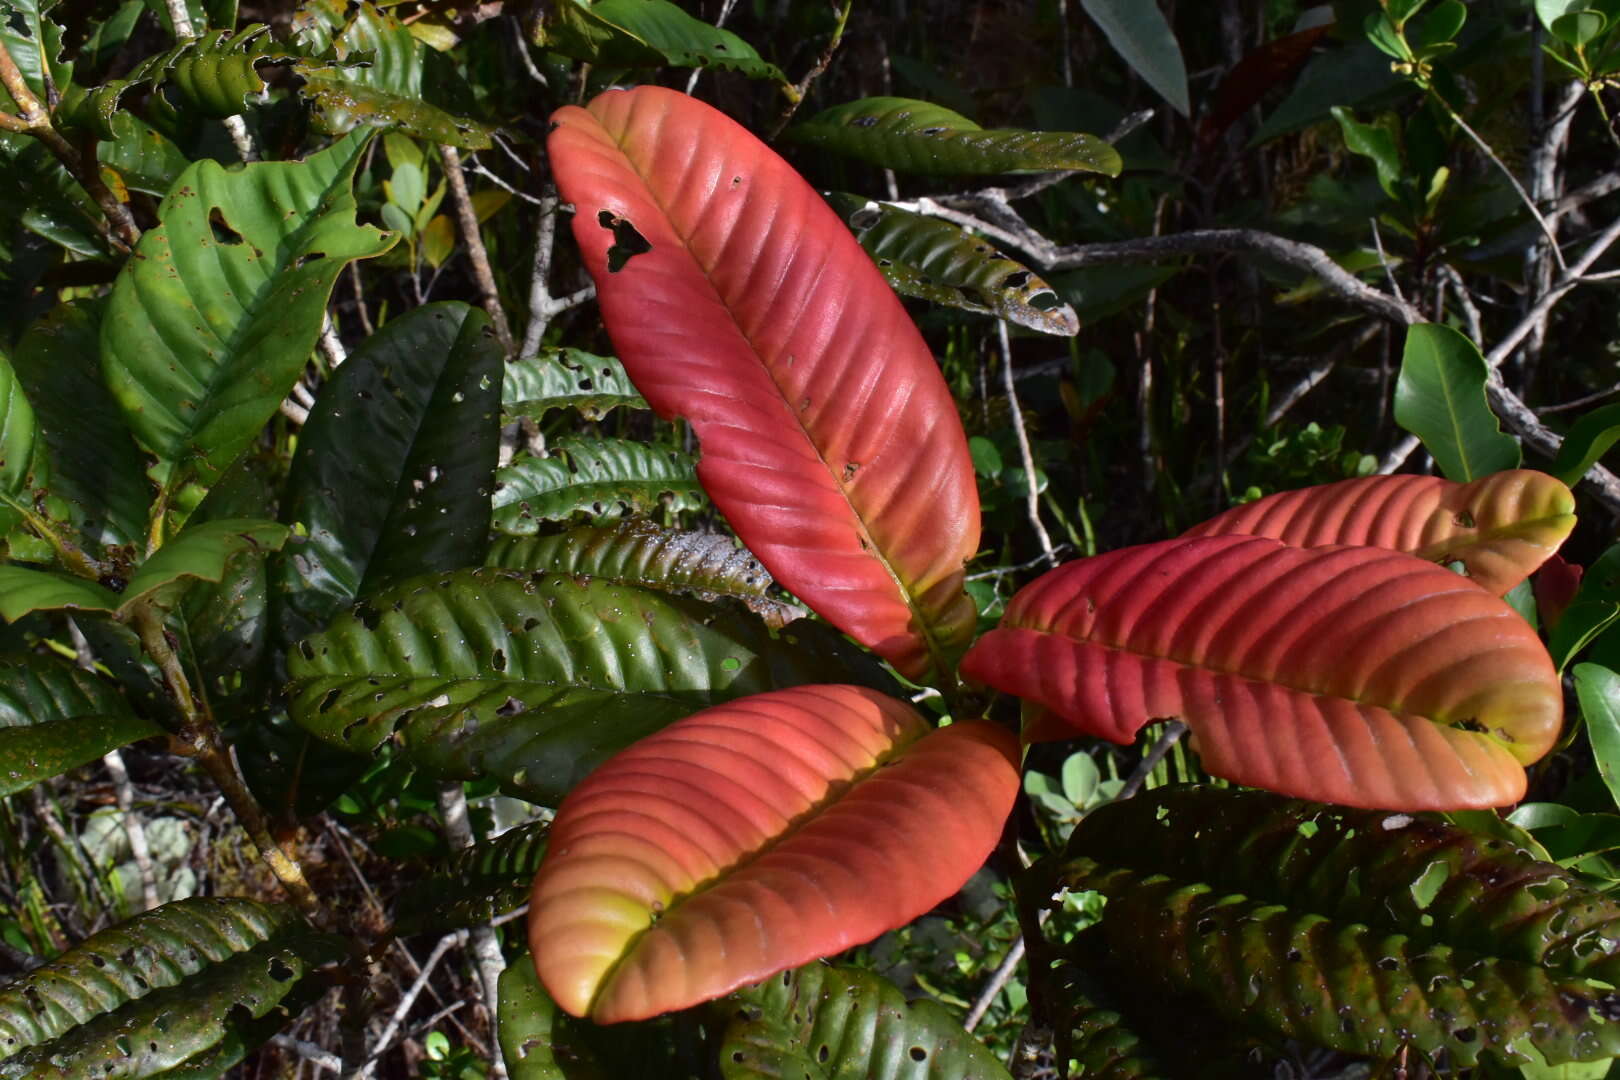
[
  {"left": 98, "top": 112, "right": 190, "bottom": 198},
  {"left": 1075, "top": 0, "right": 1189, "bottom": 116},
  {"left": 394, "top": 819, "right": 548, "bottom": 934},
  {"left": 287, "top": 567, "right": 894, "bottom": 805},
  {"left": 0, "top": 0, "right": 70, "bottom": 109},
  {"left": 101, "top": 133, "right": 394, "bottom": 490},
  {"left": 787, "top": 97, "right": 1121, "bottom": 176},
  {"left": 1331, "top": 107, "right": 1404, "bottom": 201},
  {"left": 0, "top": 567, "right": 117, "bottom": 620},
  {"left": 1046, "top": 787, "right": 1620, "bottom": 1067},
  {"left": 492, "top": 438, "right": 705, "bottom": 533},
  {"left": 0, "top": 347, "right": 43, "bottom": 540},
  {"left": 1540, "top": 0, "right": 1597, "bottom": 33},
  {"left": 299, "top": 75, "right": 495, "bottom": 149},
  {"left": 825, "top": 193, "right": 1079, "bottom": 335},
  {"left": 719, "top": 963, "right": 1012, "bottom": 1079},
  {"left": 539, "top": 0, "right": 785, "bottom": 81},
  {"left": 0, "top": 652, "right": 158, "bottom": 796},
  {"left": 502, "top": 349, "right": 647, "bottom": 422},
  {"left": 1575, "top": 664, "right": 1620, "bottom": 815},
  {"left": 498, "top": 954, "right": 607, "bottom": 1080},
  {"left": 1552, "top": 402, "right": 1620, "bottom": 487},
  {"left": 1395, "top": 323, "right": 1521, "bottom": 481},
  {"left": 486, "top": 520, "right": 798, "bottom": 628},
  {"left": 275, "top": 303, "right": 501, "bottom": 650},
  {"left": 0, "top": 897, "right": 344, "bottom": 1077},
  {"left": 9, "top": 303, "right": 148, "bottom": 554},
  {"left": 1551, "top": 545, "right": 1620, "bottom": 671},
  {"left": 0, "top": 133, "right": 106, "bottom": 257},
  {"left": 1254, "top": 38, "right": 1403, "bottom": 143},
  {"left": 122, "top": 518, "right": 288, "bottom": 613},
  {"left": 1051, "top": 956, "right": 1175, "bottom": 1080}
]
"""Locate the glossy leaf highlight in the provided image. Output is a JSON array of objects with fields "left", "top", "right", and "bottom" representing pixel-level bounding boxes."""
[
  {"left": 492, "top": 438, "right": 705, "bottom": 533},
  {"left": 528, "top": 684, "right": 1019, "bottom": 1022},
  {"left": 1183, "top": 470, "right": 1576, "bottom": 595},
  {"left": 961, "top": 536, "right": 1561, "bottom": 809},
  {"left": 548, "top": 86, "right": 979, "bottom": 677}
]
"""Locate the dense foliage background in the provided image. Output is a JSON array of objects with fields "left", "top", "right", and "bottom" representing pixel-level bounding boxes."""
[{"left": 10, "top": 0, "right": 1620, "bottom": 1076}]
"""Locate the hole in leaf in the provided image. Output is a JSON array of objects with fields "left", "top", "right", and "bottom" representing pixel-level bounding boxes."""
[
  {"left": 1453, "top": 1026, "right": 1476, "bottom": 1043},
  {"left": 597, "top": 210, "right": 652, "bottom": 272},
  {"left": 850, "top": 207, "right": 881, "bottom": 229},
  {"left": 318, "top": 688, "right": 342, "bottom": 714},
  {"left": 1454, "top": 510, "right": 1476, "bottom": 528},
  {"left": 497, "top": 697, "right": 524, "bottom": 717},
  {"left": 492, "top": 648, "right": 507, "bottom": 672},
  {"left": 1030, "top": 291, "right": 1061, "bottom": 310},
  {"left": 850, "top": 116, "right": 878, "bottom": 128},
  {"left": 909, "top": 1047, "right": 927, "bottom": 1061},
  {"left": 1003, "top": 270, "right": 1031, "bottom": 288},
  {"left": 269, "top": 957, "right": 295, "bottom": 981},
  {"left": 208, "top": 207, "right": 244, "bottom": 245}
]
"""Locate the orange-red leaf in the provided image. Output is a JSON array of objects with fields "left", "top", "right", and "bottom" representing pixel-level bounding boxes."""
[
  {"left": 960, "top": 537, "right": 1561, "bottom": 810},
  {"left": 1183, "top": 470, "right": 1575, "bottom": 595},
  {"left": 527, "top": 685, "right": 1019, "bottom": 1022},
  {"left": 546, "top": 87, "right": 979, "bottom": 679}
]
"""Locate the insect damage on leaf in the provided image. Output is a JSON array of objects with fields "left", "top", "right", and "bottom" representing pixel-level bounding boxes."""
[{"left": 597, "top": 210, "right": 652, "bottom": 272}]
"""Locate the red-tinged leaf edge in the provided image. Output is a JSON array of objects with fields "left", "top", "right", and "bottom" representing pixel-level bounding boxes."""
[
  {"left": 527, "top": 684, "right": 1020, "bottom": 1023},
  {"left": 960, "top": 536, "right": 1561, "bottom": 810},
  {"left": 545, "top": 87, "right": 979, "bottom": 680},
  {"left": 1183, "top": 470, "right": 1576, "bottom": 595},
  {"left": 1536, "top": 554, "right": 1583, "bottom": 633}
]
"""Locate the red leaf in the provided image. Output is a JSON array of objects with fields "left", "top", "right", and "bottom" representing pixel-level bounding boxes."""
[
  {"left": 546, "top": 88, "right": 979, "bottom": 678},
  {"left": 1535, "top": 554, "right": 1583, "bottom": 632},
  {"left": 528, "top": 685, "right": 1019, "bottom": 1022},
  {"left": 1196, "top": 23, "right": 1333, "bottom": 152},
  {"left": 1183, "top": 470, "right": 1575, "bottom": 595},
  {"left": 960, "top": 537, "right": 1561, "bottom": 810}
]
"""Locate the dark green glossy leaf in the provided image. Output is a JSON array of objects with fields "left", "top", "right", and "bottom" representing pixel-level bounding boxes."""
[
  {"left": 1552, "top": 402, "right": 1620, "bottom": 487},
  {"left": 394, "top": 819, "right": 548, "bottom": 934},
  {"left": 287, "top": 567, "right": 894, "bottom": 805},
  {"left": 298, "top": 74, "right": 495, "bottom": 149},
  {"left": 101, "top": 132, "right": 395, "bottom": 490},
  {"left": 275, "top": 303, "right": 500, "bottom": 649},
  {"left": 1395, "top": 323, "right": 1521, "bottom": 481},
  {"left": 539, "top": 0, "right": 784, "bottom": 81},
  {"left": 787, "top": 97, "right": 1121, "bottom": 176},
  {"left": 1253, "top": 38, "right": 1402, "bottom": 143},
  {"left": 719, "top": 963, "right": 1012, "bottom": 1079},
  {"left": 1576, "top": 664, "right": 1620, "bottom": 815},
  {"left": 0, "top": 346, "right": 43, "bottom": 540},
  {"left": 1047, "top": 787, "right": 1620, "bottom": 1068},
  {"left": 825, "top": 193, "right": 1079, "bottom": 335},
  {"left": 1331, "top": 107, "right": 1403, "bottom": 201},
  {"left": 0, "top": 0, "right": 70, "bottom": 108},
  {"left": 98, "top": 112, "right": 190, "bottom": 198},
  {"left": 0, "top": 652, "right": 158, "bottom": 796},
  {"left": 498, "top": 953, "right": 607, "bottom": 1080},
  {"left": 1551, "top": 545, "right": 1620, "bottom": 672},
  {"left": 122, "top": 518, "right": 288, "bottom": 613},
  {"left": 0, "top": 132, "right": 106, "bottom": 257},
  {"left": 502, "top": 349, "right": 647, "bottom": 423},
  {"left": 492, "top": 438, "right": 705, "bottom": 534},
  {"left": 10, "top": 303, "right": 148, "bottom": 555},
  {"left": 1052, "top": 957, "right": 1174, "bottom": 1080},
  {"left": 0, "top": 898, "right": 344, "bottom": 1077},
  {"left": 0, "top": 567, "right": 117, "bottom": 620},
  {"left": 485, "top": 520, "right": 797, "bottom": 628},
  {"left": 1076, "top": 0, "right": 1189, "bottom": 115}
]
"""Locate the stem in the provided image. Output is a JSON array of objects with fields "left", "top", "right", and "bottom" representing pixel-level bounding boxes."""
[
  {"left": 997, "top": 320, "right": 1055, "bottom": 567},
  {"left": 767, "top": 0, "right": 852, "bottom": 139},
  {"left": 128, "top": 603, "right": 328, "bottom": 927},
  {"left": 439, "top": 144, "right": 516, "bottom": 356}
]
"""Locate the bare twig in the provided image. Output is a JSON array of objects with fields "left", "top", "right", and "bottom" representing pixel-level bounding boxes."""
[
  {"left": 685, "top": 0, "right": 740, "bottom": 94},
  {"left": 1117, "top": 722, "right": 1187, "bottom": 801},
  {"left": 1548, "top": 169, "right": 1620, "bottom": 224},
  {"left": 768, "top": 0, "right": 853, "bottom": 140},
  {"left": 997, "top": 321, "right": 1055, "bottom": 567},
  {"left": 437, "top": 785, "right": 508, "bottom": 1080},
  {"left": 439, "top": 145, "right": 517, "bottom": 356},
  {"left": 1435, "top": 95, "right": 1566, "bottom": 271},
  {"left": 271, "top": 1034, "right": 342, "bottom": 1074},
  {"left": 1369, "top": 218, "right": 1406, "bottom": 309},
  {"left": 358, "top": 933, "right": 460, "bottom": 1078},
  {"left": 522, "top": 195, "right": 596, "bottom": 357},
  {"left": 1539, "top": 381, "right": 1620, "bottom": 414},
  {"left": 1487, "top": 212, "right": 1620, "bottom": 368},
  {"left": 102, "top": 749, "right": 160, "bottom": 912},
  {"left": 965, "top": 937, "right": 1025, "bottom": 1032}
]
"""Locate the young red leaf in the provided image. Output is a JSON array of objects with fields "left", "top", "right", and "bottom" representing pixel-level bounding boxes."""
[
  {"left": 960, "top": 536, "right": 1561, "bottom": 810},
  {"left": 546, "top": 87, "right": 979, "bottom": 679},
  {"left": 1183, "top": 470, "right": 1575, "bottom": 595},
  {"left": 527, "top": 684, "right": 1019, "bottom": 1023}
]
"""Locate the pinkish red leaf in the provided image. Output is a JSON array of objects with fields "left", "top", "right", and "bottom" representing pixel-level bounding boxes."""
[
  {"left": 546, "top": 88, "right": 979, "bottom": 679},
  {"left": 960, "top": 536, "right": 1561, "bottom": 810},
  {"left": 528, "top": 685, "right": 1019, "bottom": 1022}
]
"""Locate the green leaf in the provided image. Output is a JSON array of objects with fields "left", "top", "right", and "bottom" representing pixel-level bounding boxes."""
[
  {"left": 0, "top": 347, "right": 43, "bottom": 540},
  {"left": 0, "top": 566, "right": 118, "bottom": 620},
  {"left": 101, "top": 132, "right": 395, "bottom": 490},
  {"left": 1047, "top": 787, "right": 1620, "bottom": 1068},
  {"left": 0, "top": 0, "right": 70, "bottom": 109},
  {"left": 491, "top": 438, "right": 705, "bottom": 533},
  {"left": 787, "top": 97, "right": 1121, "bottom": 176},
  {"left": 1395, "top": 323, "right": 1522, "bottom": 481},
  {"left": 298, "top": 75, "right": 495, "bottom": 149},
  {"left": 719, "top": 963, "right": 1012, "bottom": 1079},
  {"left": 1075, "top": 0, "right": 1190, "bottom": 116},
  {"left": 1575, "top": 664, "right": 1620, "bottom": 815},
  {"left": 120, "top": 518, "right": 289, "bottom": 613},
  {"left": 1418, "top": 0, "right": 1468, "bottom": 48},
  {"left": 1331, "top": 107, "right": 1404, "bottom": 202},
  {"left": 1552, "top": 10, "right": 1608, "bottom": 46},
  {"left": 287, "top": 567, "right": 895, "bottom": 805},
  {"left": 539, "top": 0, "right": 785, "bottom": 81},
  {"left": 502, "top": 349, "right": 648, "bottom": 423},
  {"left": 98, "top": 112, "right": 190, "bottom": 198},
  {"left": 0, "top": 652, "right": 159, "bottom": 796},
  {"left": 485, "top": 520, "right": 798, "bottom": 628},
  {"left": 275, "top": 303, "right": 501, "bottom": 644},
  {"left": 824, "top": 193, "right": 1079, "bottom": 335},
  {"left": 393, "top": 819, "right": 548, "bottom": 934},
  {"left": 1550, "top": 544, "right": 1620, "bottom": 671},
  {"left": 9, "top": 303, "right": 148, "bottom": 553},
  {"left": 0, "top": 897, "right": 344, "bottom": 1077},
  {"left": 1541, "top": 0, "right": 1598, "bottom": 33},
  {"left": 498, "top": 953, "right": 608, "bottom": 1080},
  {"left": 1552, "top": 402, "right": 1620, "bottom": 486}
]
